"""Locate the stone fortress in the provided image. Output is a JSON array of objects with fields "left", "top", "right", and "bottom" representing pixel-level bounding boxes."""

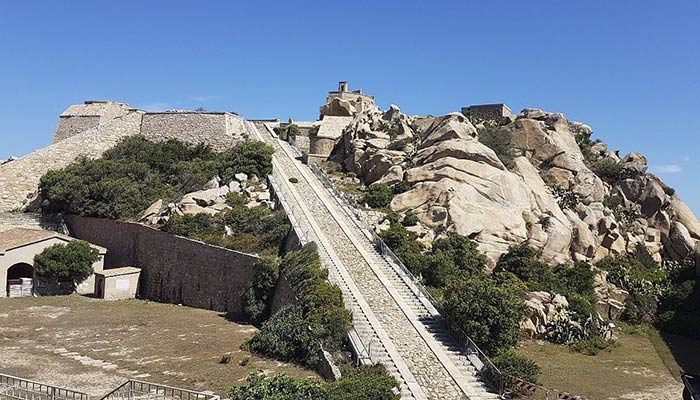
[{"left": 0, "top": 101, "right": 248, "bottom": 214}]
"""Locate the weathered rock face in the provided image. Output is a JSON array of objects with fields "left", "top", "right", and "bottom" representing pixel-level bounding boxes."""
[
  {"left": 138, "top": 173, "right": 273, "bottom": 225},
  {"left": 334, "top": 105, "right": 700, "bottom": 266},
  {"left": 521, "top": 291, "right": 569, "bottom": 338}
]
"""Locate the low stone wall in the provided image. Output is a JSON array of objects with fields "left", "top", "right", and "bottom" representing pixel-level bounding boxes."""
[{"left": 65, "top": 216, "right": 260, "bottom": 314}]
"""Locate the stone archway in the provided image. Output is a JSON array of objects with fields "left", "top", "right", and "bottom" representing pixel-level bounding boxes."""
[{"left": 6, "top": 262, "right": 33, "bottom": 297}]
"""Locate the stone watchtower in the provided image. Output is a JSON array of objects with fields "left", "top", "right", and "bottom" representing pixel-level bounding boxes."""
[
  {"left": 338, "top": 81, "right": 349, "bottom": 92},
  {"left": 53, "top": 101, "right": 134, "bottom": 143}
]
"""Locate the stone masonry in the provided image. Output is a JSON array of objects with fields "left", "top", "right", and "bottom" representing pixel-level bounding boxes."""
[
  {"left": 1, "top": 102, "right": 250, "bottom": 213},
  {"left": 0, "top": 111, "right": 144, "bottom": 213}
]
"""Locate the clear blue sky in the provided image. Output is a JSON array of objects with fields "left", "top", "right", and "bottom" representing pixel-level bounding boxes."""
[{"left": 1, "top": 1, "right": 698, "bottom": 215}]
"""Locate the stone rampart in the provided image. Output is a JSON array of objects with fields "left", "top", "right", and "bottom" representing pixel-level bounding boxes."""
[
  {"left": 53, "top": 101, "right": 133, "bottom": 143},
  {"left": 141, "top": 112, "right": 246, "bottom": 151},
  {"left": 65, "top": 215, "right": 260, "bottom": 314},
  {"left": 0, "top": 111, "right": 144, "bottom": 213}
]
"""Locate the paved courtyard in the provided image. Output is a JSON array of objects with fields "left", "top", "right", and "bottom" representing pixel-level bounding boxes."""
[{"left": 0, "top": 295, "right": 316, "bottom": 397}]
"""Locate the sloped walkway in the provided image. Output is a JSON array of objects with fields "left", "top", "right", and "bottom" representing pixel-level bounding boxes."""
[{"left": 249, "top": 122, "right": 500, "bottom": 400}]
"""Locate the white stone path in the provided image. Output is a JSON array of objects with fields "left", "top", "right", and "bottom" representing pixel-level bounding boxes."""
[{"left": 248, "top": 122, "right": 500, "bottom": 400}]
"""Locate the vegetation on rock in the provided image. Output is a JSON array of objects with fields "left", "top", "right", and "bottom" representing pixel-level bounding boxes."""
[
  {"left": 362, "top": 183, "right": 394, "bottom": 208},
  {"left": 477, "top": 126, "right": 515, "bottom": 169},
  {"left": 162, "top": 194, "right": 290, "bottom": 255},
  {"left": 39, "top": 137, "right": 274, "bottom": 220}
]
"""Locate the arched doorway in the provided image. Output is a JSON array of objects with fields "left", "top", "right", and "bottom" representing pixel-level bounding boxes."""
[{"left": 6, "top": 263, "right": 33, "bottom": 297}]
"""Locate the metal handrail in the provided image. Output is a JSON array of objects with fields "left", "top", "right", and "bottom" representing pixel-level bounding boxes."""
[
  {"left": 307, "top": 163, "right": 505, "bottom": 395},
  {"left": 0, "top": 373, "right": 89, "bottom": 400},
  {"left": 100, "top": 380, "right": 219, "bottom": 400}
]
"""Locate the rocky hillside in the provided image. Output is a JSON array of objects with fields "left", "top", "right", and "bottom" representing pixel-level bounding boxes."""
[{"left": 332, "top": 105, "right": 700, "bottom": 267}]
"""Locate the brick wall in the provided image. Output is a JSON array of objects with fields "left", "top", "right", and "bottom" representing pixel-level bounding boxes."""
[
  {"left": 65, "top": 216, "right": 260, "bottom": 314},
  {"left": 53, "top": 116, "right": 100, "bottom": 143}
]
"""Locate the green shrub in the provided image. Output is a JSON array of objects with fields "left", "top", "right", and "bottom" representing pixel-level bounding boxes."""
[
  {"left": 286, "top": 124, "right": 300, "bottom": 139},
  {"left": 242, "top": 256, "right": 280, "bottom": 322},
  {"left": 231, "top": 366, "right": 400, "bottom": 400},
  {"left": 162, "top": 202, "right": 290, "bottom": 255},
  {"left": 289, "top": 177, "right": 299, "bottom": 183},
  {"left": 308, "top": 125, "right": 320, "bottom": 137},
  {"left": 230, "top": 372, "right": 327, "bottom": 400},
  {"left": 494, "top": 243, "right": 546, "bottom": 283},
  {"left": 568, "top": 337, "right": 618, "bottom": 355},
  {"left": 401, "top": 212, "right": 419, "bottom": 227},
  {"left": 483, "top": 349, "right": 541, "bottom": 384},
  {"left": 244, "top": 305, "right": 322, "bottom": 368},
  {"left": 663, "top": 186, "right": 676, "bottom": 196},
  {"left": 362, "top": 183, "right": 393, "bottom": 208},
  {"left": 34, "top": 240, "right": 100, "bottom": 287},
  {"left": 279, "top": 245, "right": 352, "bottom": 348},
  {"left": 575, "top": 132, "right": 598, "bottom": 164},
  {"left": 443, "top": 277, "right": 525, "bottom": 355},
  {"left": 537, "top": 215, "right": 551, "bottom": 231},
  {"left": 622, "top": 293, "right": 658, "bottom": 324},
  {"left": 590, "top": 158, "right": 639, "bottom": 183},
  {"left": 478, "top": 127, "right": 515, "bottom": 169},
  {"left": 328, "top": 364, "right": 400, "bottom": 400},
  {"left": 39, "top": 137, "right": 275, "bottom": 219}
]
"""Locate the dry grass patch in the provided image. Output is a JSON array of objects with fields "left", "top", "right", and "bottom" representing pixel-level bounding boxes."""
[
  {"left": 0, "top": 295, "right": 317, "bottom": 397},
  {"left": 516, "top": 328, "right": 690, "bottom": 400}
]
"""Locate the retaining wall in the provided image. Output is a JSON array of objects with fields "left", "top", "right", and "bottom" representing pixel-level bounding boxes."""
[
  {"left": 65, "top": 216, "right": 260, "bottom": 314},
  {"left": 140, "top": 112, "right": 246, "bottom": 151}
]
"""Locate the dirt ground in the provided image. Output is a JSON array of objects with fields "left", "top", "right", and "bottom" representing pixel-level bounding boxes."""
[
  {"left": 517, "top": 327, "right": 697, "bottom": 400},
  {"left": 0, "top": 295, "right": 317, "bottom": 397}
]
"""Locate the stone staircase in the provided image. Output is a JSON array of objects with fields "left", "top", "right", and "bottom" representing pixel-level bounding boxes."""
[{"left": 251, "top": 121, "right": 501, "bottom": 400}]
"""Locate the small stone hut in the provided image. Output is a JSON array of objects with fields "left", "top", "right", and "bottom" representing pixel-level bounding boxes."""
[{"left": 94, "top": 266, "right": 141, "bottom": 300}]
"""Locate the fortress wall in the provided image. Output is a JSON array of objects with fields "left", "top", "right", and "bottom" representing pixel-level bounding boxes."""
[
  {"left": 141, "top": 113, "right": 246, "bottom": 151},
  {"left": 0, "top": 111, "right": 143, "bottom": 213},
  {"left": 53, "top": 116, "right": 100, "bottom": 143},
  {"left": 66, "top": 215, "right": 260, "bottom": 314}
]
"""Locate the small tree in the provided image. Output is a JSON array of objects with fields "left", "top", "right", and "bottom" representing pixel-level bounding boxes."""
[
  {"left": 34, "top": 241, "right": 100, "bottom": 288},
  {"left": 362, "top": 183, "right": 393, "bottom": 208}
]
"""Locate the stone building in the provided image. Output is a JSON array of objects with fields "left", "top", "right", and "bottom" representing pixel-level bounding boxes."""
[
  {"left": 94, "top": 266, "right": 141, "bottom": 300},
  {"left": 320, "top": 81, "right": 377, "bottom": 118},
  {"left": 461, "top": 103, "right": 512, "bottom": 121},
  {"left": 0, "top": 228, "right": 106, "bottom": 298},
  {"left": 307, "top": 116, "right": 353, "bottom": 164}
]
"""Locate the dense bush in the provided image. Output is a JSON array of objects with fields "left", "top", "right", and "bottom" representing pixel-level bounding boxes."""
[
  {"left": 590, "top": 158, "right": 639, "bottom": 183},
  {"left": 568, "top": 337, "right": 618, "bottom": 355},
  {"left": 230, "top": 372, "right": 327, "bottom": 400},
  {"left": 34, "top": 240, "right": 100, "bottom": 287},
  {"left": 278, "top": 245, "right": 352, "bottom": 347},
  {"left": 161, "top": 199, "right": 290, "bottom": 255},
  {"left": 244, "top": 305, "right": 322, "bottom": 368},
  {"left": 483, "top": 349, "right": 541, "bottom": 385},
  {"left": 443, "top": 277, "right": 525, "bottom": 355},
  {"left": 231, "top": 365, "right": 400, "bottom": 400},
  {"left": 478, "top": 126, "right": 515, "bottom": 169},
  {"left": 362, "top": 183, "right": 394, "bottom": 208},
  {"left": 39, "top": 137, "right": 274, "bottom": 220},
  {"left": 244, "top": 245, "right": 351, "bottom": 367},
  {"left": 401, "top": 212, "right": 419, "bottom": 227},
  {"left": 242, "top": 256, "right": 280, "bottom": 322},
  {"left": 327, "top": 364, "right": 400, "bottom": 400}
]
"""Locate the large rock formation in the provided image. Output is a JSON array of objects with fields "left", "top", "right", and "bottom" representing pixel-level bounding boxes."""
[{"left": 334, "top": 105, "right": 700, "bottom": 267}]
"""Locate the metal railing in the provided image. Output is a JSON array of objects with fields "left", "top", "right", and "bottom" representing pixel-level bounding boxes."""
[
  {"left": 307, "top": 162, "right": 506, "bottom": 396},
  {"left": 100, "top": 380, "right": 218, "bottom": 400},
  {"left": 0, "top": 373, "right": 88, "bottom": 400}
]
